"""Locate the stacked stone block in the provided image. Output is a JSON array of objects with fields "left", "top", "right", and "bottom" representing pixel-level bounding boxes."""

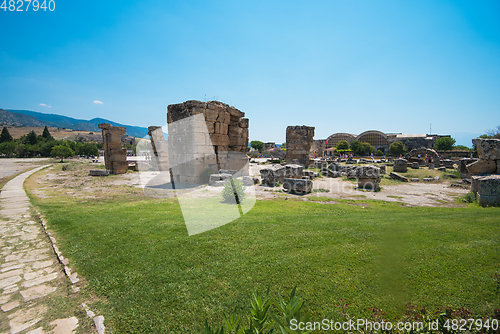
[
  {"left": 393, "top": 158, "right": 408, "bottom": 173},
  {"left": 356, "top": 165, "right": 381, "bottom": 190},
  {"left": 286, "top": 126, "right": 315, "bottom": 166},
  {"left": 98, "top": 123, "right": 128, "bottom": 174},
  {"left": 467, "top": 138, "right": 500, "bottom": 206},
  {"left": 166, "top": 100, "right": 249, "bottom": 184}
]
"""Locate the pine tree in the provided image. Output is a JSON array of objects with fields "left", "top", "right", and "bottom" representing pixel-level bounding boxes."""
[
  {"left": 0, "top": 127, "right": 13, "bottom": 143},
  {"left": 42, "top": 126, "right": 53, "bottom": 140},
  {"left": 26, "top": 130, "right": 38, "bottom": 145}
]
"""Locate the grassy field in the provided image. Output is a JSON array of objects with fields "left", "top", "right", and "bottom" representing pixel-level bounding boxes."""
[{"left": 24, "top": 166, "right": 500, "bottom": 333}]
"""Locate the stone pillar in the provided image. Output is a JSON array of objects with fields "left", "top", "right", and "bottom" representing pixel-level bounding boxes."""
[
  {"left": 286, "top": 125, "right": 315, "bottom": 166},
  {"left": 147, "top": 126, "right": 169, "bottom": 171},
  {"left": 166, "top": 100, "right": 249, "bottom": 184},
  {"left": 98, "top": 123, "right": 128, "bottom": 174}
]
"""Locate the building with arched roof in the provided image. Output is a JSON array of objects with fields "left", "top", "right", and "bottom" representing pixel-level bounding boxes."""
[
  {"left": 356, "top": 130, "right": 389, "bottom": 151},
  {"left": 325, "top": 133, "right": 356, "bottom": 149},
  {"left": 316, "top": 130, "right": 450, "bottom": 155}
]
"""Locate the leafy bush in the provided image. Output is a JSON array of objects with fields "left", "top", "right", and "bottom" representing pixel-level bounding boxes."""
[
  {"left": 221, "top": 179, "right": 246, "bottom": 204},
  {"left": 375, "top": 149, "right": 384, "bottom": 156},
  {"left": 463, "top": 191, "right": 476, "bottom": 203}
]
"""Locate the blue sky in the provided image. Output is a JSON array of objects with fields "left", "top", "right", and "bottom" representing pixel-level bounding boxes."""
[{"left": 1, "top": 0, "right": 499, "bottom": 146}]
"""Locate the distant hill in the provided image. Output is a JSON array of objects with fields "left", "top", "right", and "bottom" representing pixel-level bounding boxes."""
[
  {"left": 0, "top": 109, "right": 47, "bottom": 127},
  {"left": 2, "top": 109, "right": 150, "bottom": 138}
]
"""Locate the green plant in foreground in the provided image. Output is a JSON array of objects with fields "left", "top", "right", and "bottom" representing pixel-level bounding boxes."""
[
  {"left": 463, "top": 191, "right": 476, "bottom": 203},
  {"left": 205, "top": 287, "right": 312, "bottom": 334},
  {"left": 221, "top": 179, "right": 246, "bottom": 204}
]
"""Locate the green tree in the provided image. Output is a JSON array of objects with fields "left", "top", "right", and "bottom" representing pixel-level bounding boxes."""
[
  {"left": 389, "top": 142, "right": 405, "bottom": 156},
  {"left": 434, "top": 137, "right": 456, "bottom": 151},
  {"left": 349, "top": 140, "right": 362, "bottom": 154},
  {"left": 42, "top": 126, "right": 53, "bottom": 140},
  {"left": 349, "top": 140, "right": 373, "bottom": 155},
  {"left": 78, "top": 143, "right": 99, "bottom": 156},
  {"left": 0, "top": 127, "right": 13, "bottom": 143},
  {"left": 336, "top": 140, "right": 349, "bottom": 150},
  {"left": 24, "top": 130, "right": 38, "bottom": 145},
  {"left": 0, "top": 141, "right": 17, "bottom": 156},
  {"left": 51, "top": 145, "right": 75, "bottom": 162},
  {"left": 250, "top": 140, "right": 265, "bottom": 152}
]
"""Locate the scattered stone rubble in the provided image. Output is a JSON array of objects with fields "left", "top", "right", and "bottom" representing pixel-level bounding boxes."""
[
  {"left": 283, "top": 178, "right": 313, "bottom": 194},
  {"left": 389, "top": 172, "right": 409, "bottom": 182},
  {"left": 467, "top": 138, "right": 500, "bottom": 206},
  {"left": 260, "top": 165, "right": 285, "bottom": 186},
  {"left": 98, "top": 123, "right": 128, "bottom": 174}
]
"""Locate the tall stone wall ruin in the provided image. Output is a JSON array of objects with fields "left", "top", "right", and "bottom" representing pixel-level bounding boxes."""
[
  {"left": 166, "top": 100, "right": 249, "bottom": 184},
  {"left": 98, "top": 123, "right": 128, "bottom": 174},
  {"left": 286, "top": 125, "right": 315, "bottom": 166}
]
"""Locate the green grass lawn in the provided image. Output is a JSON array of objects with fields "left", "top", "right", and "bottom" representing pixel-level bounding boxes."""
[{"left": 24, "top": 173, "right": 500, "bottom": 334}]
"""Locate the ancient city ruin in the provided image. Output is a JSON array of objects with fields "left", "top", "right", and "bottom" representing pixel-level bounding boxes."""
[
  {"left": 286, "top": 125, "right": 315, "bottom": 166},
  {"left": 467, "top": 138, "right": 500, "bottom": 207},
  {"left": 98, "top": 123, "right": 128, "bottom": 174},
  {"left": 165, "top": 100, "right": 250, "bottom": 184}
]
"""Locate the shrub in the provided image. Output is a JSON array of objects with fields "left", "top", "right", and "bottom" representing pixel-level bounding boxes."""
[
  {"left": 463, "top": 191, "right": 476, "bottom": 203},
  {"left": 375, "top": 149, "right": 384, "bottom": 156},
  {"left": 221, "top": 179, "right": 246, "bottom": 204}
]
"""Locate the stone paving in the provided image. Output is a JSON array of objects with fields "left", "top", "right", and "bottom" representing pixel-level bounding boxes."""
[{"left": 0, "top": 166, "right": 79, "bottom": 334}]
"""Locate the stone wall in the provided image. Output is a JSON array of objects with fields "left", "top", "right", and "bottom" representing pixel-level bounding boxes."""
[
  {"left": 98, "top": 123, "right": 128, "bottom": 174},
  {"left": 166, "top": 100, "right": 249, "bottom": 184},
  {"left": 286, "top": 125, "right": 315, "bottom": 166}
]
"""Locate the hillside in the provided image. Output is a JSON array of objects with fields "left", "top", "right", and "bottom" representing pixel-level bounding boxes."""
[
  {"left": 0, "top": 109, "right": 47, "bottom": 127},
  {"left": 2, "top": 109, "right": 150, "bottom": 138}
]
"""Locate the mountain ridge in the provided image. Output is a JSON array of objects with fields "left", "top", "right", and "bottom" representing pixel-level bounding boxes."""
[{"left": 2, "top": 109, "right": 150, "bottom": 138}]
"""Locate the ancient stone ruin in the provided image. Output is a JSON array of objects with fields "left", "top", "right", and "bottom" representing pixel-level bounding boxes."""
[
  {"left": 147, "top": 126, "right": 169, "bottom": 171},
  {"left": 457, "top": 158, "right": 477, "bottom": 179},
  {"left": 165, "top": 100, "right": 249, "bottom": 184},
  {"left": 286, "top": 126, "right": 315, "bottom": 166},
  {"left": 467, "top": 138, "right": 500, "bottom": 207},
  {"left": 393, "top": 158, "right": 408, "bottom": 173},
  {"left": 356, "top": 165, "right": 381, "bottom": 190},
  {"left": 405, "top": 148, "right": 439, "bottom": 164},
  {"left": 283, "top": 178, "right": 313, "bottom": 194},
  {"left": 260, "top": 165, "right": 285, "bottom": 186},
  {"left": 98, "top": 123, "right": 128, "bottom": 174}
]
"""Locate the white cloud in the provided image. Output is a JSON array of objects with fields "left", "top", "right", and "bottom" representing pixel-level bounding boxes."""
[
  {"left": 93, "top": 100, "right": 104, "bottom": 104},
  {"left": 39, "top": 103, "right": 52, "bottom": 108}
]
